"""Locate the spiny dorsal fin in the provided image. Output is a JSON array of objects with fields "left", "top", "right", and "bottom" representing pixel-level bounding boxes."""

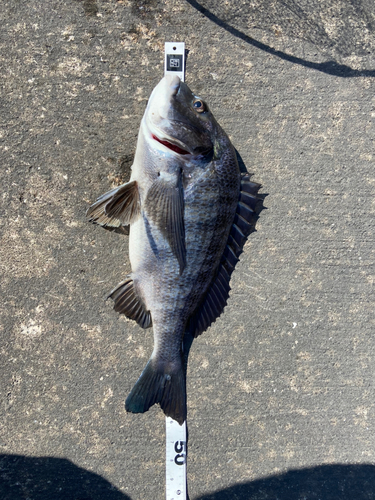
[
  {"left": 86, "top": 180, "right": 140, "bottom": 227},
  {"left": 187, "top": 173, "right": 262, "bottom": 338},
  {"left": 108, "top": 278, "right": 152, "bottom": 329},
  {"left": 240, "top": 173, "right": 262, "bottom": 212},
  {"left": 144, "top": 170, "right": 186, "bottom": 274}
]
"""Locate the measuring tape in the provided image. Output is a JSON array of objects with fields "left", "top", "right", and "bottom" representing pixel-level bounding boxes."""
[
  {"left": 165, "top": 42, "right": 185, "bottom": 82},
  {"left": 164, "top": 42, "right": 188, "bottom": 500},
  {"left": 166, "top": 417, "right": 187, "bottom": 500}
]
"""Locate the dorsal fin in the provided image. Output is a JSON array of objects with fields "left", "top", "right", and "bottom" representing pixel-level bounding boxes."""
[
  {"left": 86, "top": 180, "right": 140, "bottom": 227},
  {"left": 108, "top": 278, "right": 152, "bottom": 329},
  {"left": 187, "top": 173, "right": 262, "bottom": 338}
]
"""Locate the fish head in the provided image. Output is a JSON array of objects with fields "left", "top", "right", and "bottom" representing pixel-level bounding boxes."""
[{"left": 142, "top": 75, "right": 220, "bottom": 159}]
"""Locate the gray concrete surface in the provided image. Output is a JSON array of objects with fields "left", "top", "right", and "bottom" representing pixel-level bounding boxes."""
[{"left": 1, "top": 1, "right": 374, "bottom": 499}]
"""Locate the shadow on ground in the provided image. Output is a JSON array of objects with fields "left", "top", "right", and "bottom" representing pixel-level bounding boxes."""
[
  {"left": 2, "top": 456, "right": 374, "bottom": 500},
  {"left": 0, "top": 454, "right": 130, "bottom": 500},
  {"left": 185, "top": 0, "right": 375, "bottom": 77},
  {"left": 194, "top": 463, "right": 375, "bottom": 500}
]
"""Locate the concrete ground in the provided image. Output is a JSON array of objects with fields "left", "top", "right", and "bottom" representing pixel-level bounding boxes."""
[{"left": 1, "top": 1, "right": 374, "bottom": 499}]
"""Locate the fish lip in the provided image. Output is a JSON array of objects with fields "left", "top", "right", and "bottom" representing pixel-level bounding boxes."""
[
  {"left": 151, "top": 132, "right": 212, "bottom": 158},
  {"left": 149, "top": 126, "right": 194, "bottom": 156},
  {"left": 151, "top": 134, "right": 191, "bottom": 156}
]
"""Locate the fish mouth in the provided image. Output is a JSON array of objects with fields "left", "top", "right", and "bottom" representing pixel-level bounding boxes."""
[{"left": 151, "top": 134, "right": 191, "bottom": 156}]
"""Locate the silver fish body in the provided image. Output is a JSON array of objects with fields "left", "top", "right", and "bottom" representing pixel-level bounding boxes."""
[{"left": 87, "top": 75, "right": 261, "bottom": 424}]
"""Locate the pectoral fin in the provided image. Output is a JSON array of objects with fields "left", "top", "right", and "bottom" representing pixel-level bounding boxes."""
[
  {"left": 145, "top": 172, "right": 186, "bottom": 273},
  {"left": 86, "top": 180, "right": 140, "bottom": 227}
]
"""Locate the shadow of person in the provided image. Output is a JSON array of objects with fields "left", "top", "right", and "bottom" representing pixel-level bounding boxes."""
[
  {"left": 193, "top": 463, "right": 375, "bottom": 499},
  {"left": 0, "top": 454, "right": 131, "bottom": 500}
]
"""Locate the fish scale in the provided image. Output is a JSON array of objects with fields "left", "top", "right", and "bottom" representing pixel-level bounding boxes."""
[{"left": 86, "top": 74, "right": 262, "bottom": 424}]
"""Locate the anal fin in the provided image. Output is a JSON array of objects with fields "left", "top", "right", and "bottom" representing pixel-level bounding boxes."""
[{"left": 108, "top": 278, "right": 152, "bottom": 329}]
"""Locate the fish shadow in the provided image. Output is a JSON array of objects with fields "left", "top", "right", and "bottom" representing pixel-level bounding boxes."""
[
  {"left": 0, "top": 454, "right": 131, "bottom": 500},
  {"left": 99, "top": 223, "right": 130, "bottom": 236},
  {"left": 193, "top": 463, "right": 375, "bottom": 500}
]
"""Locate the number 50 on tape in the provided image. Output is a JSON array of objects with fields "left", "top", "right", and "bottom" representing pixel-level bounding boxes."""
[{"left": 166, "top": 417, "right": 187, "bottom": 500}]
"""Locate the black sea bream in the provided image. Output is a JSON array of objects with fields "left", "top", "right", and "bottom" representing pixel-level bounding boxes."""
[{"left": 87, "top": 75, "right": 261, "bottom": 424}]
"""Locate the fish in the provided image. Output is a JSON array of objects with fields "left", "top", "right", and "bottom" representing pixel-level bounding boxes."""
[{"left": 86, "top": 75, "right": 261, "bottom": 424}]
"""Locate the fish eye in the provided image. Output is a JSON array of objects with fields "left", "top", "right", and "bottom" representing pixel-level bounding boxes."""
[{"left": 192, "top": 99, "right": 206, "bottom": 113}]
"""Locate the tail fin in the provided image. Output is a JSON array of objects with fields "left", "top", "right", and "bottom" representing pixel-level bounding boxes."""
[{"left": 125, "top": 356, "right": 186, "bottom": 425}]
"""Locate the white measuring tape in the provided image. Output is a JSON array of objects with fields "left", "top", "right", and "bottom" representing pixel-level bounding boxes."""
[
  {"left": 165, "top": 42, "right": 185, "bottom": 82},
  {"left": 166, "top": 417, "right": 187, "bottom": 500},
  {"left": 164, "top": 42, "right": 187, "bottom": 500}
]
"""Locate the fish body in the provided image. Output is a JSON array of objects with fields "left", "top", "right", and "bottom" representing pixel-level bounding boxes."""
[{"left": 87, "top": 75, "right": 261, "bottom": 424}]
